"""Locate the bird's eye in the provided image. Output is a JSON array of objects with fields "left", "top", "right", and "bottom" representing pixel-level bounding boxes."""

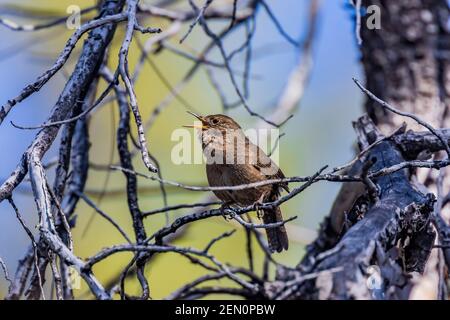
[{"left": 211, "top": 118, "right": 219, "bottom": 125}]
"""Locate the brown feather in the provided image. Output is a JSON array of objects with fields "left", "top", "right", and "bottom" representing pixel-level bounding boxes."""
[{"left": 196, "top": 114, "right": 290, "bottom": 253}]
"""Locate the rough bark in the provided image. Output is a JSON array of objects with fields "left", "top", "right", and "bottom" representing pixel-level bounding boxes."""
[
  {"left": 361, "top": 0, "right": 450, "bottom": 132},
  {"left": 292, "top": 116, "right": 436, "bottom": 299}
]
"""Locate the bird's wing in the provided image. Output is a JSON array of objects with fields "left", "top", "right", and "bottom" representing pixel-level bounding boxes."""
[{"left": 246, "top": 139, "right": 290, "bottom": 193}]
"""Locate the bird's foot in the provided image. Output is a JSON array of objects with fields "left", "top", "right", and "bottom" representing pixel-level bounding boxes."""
[
  {"left": 219, "top": 201, "right": 234, "bottom": 221},
  {"left": 253, "top": 195, "right": 266, "bottom": 220},
  {"left": 256, "top": 210, "right": 264, "bottom": 220}
]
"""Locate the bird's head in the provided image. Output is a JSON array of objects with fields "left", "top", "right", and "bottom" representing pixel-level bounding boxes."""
[{"left": 184, "top": 112, "right": 242, "bottom": 131}]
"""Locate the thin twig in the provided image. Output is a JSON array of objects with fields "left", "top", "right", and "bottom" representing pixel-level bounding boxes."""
[
  {"left": 75, "top": 191, "right": 133, "bottom": 244},
  {"left": 0, "top": 255, "right": 11, "bottom": 286},
  {"left": 143, "top": 200, "right": 222, "bottom": 217},
  {"left": 353, "top": 78, "right": 450, "bottom": 158},
  {"left": 179, "top": 0, "right": 215, "bottom": 43},
  {"left": 8, "top": 197, "right": 46, "bottom": 300},
  {"left": 0, "top": 6, "right": 97, "bottom": 32},
  {"left": 0, "top": 12, "right": 127, "bottom": 125}
]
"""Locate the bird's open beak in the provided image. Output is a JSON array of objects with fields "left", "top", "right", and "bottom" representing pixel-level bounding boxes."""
[{"left": 183, "top": 111, "right": 207, "bottom": 129}]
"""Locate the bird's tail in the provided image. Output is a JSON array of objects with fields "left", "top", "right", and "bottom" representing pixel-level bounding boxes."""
[{"left": 262, "top": 206, "right": 289, "bottom": 253}]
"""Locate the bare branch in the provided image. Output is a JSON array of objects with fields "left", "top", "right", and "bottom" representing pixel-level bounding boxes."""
[
  {"left": 354, "top": 78, "right": 450, "bottom": 158},
  {"left": 0, "top": 12, "right": 127, "bottom": 125}
]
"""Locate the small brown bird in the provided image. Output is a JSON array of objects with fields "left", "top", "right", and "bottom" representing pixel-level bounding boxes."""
[{"left": 185, "top": 112, "right": 289, "bottom": 252}]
